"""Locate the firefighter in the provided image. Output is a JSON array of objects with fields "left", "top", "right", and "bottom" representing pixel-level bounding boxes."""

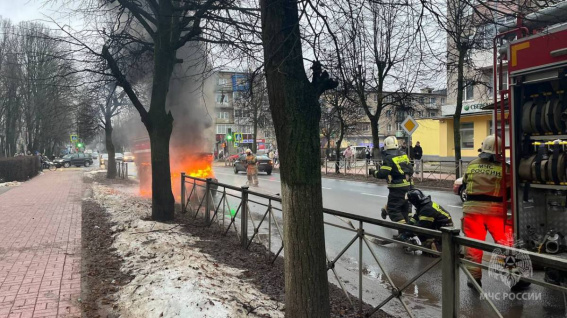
[
  {"left": 463, "top": 135, "right": 529, "bottom": 290},
  {"left": 369, "top": 136, "right": 413, "bottom": 228},
  {"left": 406, "top": 188, "right": 453, "bottom": 252},
  {"left": 245, "top": 149, "right": 259, "bottom": 186}
]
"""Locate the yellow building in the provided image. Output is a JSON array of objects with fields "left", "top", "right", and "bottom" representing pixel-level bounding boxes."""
[{"left": 412, "top": 103, "right": 501, "bottom": 160}]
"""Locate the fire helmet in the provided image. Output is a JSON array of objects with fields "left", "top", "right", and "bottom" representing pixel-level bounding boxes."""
[
  {"left": 246, "top": 148, "right": 252, "bottom": 154},
  {"left": 384, "top": 136, "right": 398, "bottom": 150},
  {"left": 479, "top": 135, "right": 501, "bottom": 159},
  {"left": 405, "top": 188, "right": 431, "bottom": 206}
]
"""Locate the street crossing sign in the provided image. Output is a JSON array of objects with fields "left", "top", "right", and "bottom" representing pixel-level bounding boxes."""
[
  {"left": 70, "top": 134, "right": 78, "bottom": 143},
  {"left": 401, "top": 116, "right": 419, "bottom": 136}
]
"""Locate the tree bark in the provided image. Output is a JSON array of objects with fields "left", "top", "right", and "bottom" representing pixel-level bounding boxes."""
[
  {"left": 261, "top": 0, "right": 330, "bottom": 316},
  {"left": 105, "top": 116, "right": 117, "bottom": 179},
  {"left": 453, "top": 48, "right": 465, "bottom": 176},
  {"left": 146, "top": 1, "right": 175, "bottom": 221},
  {"left": 370, "top": 115, "right": 380, "bottom": 161},
  {"left": 335, "top": 125, "right": 345, "bottom": 174},
  {"left": 252, "top": 104, "right": 258, "bottom": 153}
]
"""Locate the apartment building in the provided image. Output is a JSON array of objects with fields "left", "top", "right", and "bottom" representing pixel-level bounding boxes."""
[
  {"left": 327, "top": 88, "right": 447, "bottom": 149},
  {"left": 214, "top": 70, "right": 275, "bottom": 156}
]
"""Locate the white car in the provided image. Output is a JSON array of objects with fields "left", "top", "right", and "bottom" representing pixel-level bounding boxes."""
[{"left": 453, "top": 177, "right": 467, "bottom": 202}]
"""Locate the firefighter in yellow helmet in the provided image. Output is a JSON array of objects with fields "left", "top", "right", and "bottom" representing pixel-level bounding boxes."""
[
  {"left": 245, "top": 149, "right": 259, "bottom": 186},
  {"left": 463, "top": 135, "right": 529, "bottom": 290},
  {"left": 369, "top": 136, "right": 413, "bottom": 230}
]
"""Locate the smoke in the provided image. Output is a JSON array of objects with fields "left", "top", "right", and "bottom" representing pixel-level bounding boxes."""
[{"left": 168, "top": 42, "right": 216, "bottom": 165}]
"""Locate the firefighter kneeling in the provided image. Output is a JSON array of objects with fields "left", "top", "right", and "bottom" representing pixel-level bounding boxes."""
[
  {"left": 369, "top": 136, "right": 413, "bottom": 235},
  {"left": 463, "top": 135, "right": 530, "bottom": 290},
  {"left": 405, "top": 189, "right": 453, "bottom": 254}
]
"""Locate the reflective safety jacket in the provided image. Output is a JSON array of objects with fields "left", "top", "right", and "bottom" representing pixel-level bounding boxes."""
[
  {"left": 463, "top": 157, "right": 509, "bottom": 216},
  {"left": 409, "top": 201, "right": 453, "bottom": 230},
  {"left": 246, "top": 154, "right": 258, "bottom": 174},
  {"left": 374, "top": 149, "right": 413, "bottom": 188}
]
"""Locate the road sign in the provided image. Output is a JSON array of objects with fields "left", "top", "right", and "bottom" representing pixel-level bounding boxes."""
[
  {"left": 234, "top": 133, "right": 242, "bottom": 141},
  {"left": 70, "top": 134, "right": 78, "bottom": 143},
  {"left": 234, "top": 142, "right": 239, "bottom": 148},
  {"left": 401, "top": 115, "right": 419, "bottom": 136}
]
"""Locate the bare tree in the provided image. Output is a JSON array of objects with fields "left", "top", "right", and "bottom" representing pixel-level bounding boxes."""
[
  {"left": 232, "top": 68, "right": 270, "bottom": 153},
  {"left": 260, "top": 0, "right": 338, "bottom": 314}
]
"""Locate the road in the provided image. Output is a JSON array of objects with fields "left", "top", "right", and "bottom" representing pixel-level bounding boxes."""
[{"left": 126, "top": 163, "right": 565, "bottom": 318}]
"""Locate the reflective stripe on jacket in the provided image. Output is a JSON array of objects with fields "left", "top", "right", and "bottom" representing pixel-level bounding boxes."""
[
  {"left": 463, "top": 158, "right": 508, "bottom": 215},
  {"left": 375, "top": 149, "right": 413, "bottom": 188},
  {"left": 409, "top": 201, "right": 453, "bottom": 229}
]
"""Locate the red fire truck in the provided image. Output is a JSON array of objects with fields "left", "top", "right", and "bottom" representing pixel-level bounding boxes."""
[{"left": 494, "top": 2, "right": 567, "bottom": 282}]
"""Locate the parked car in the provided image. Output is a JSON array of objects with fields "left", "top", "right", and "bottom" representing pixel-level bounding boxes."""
[
  {"left": 453, "top": 177, "right": 467, "bottom": 202},
  {"left": 115, "top": 153, "right": 124, "bottom": 161},
  {"left": 53, "top": 153, "right": 93, "bottom": 168},
  {"left": 123, "top": 152, "right": 135, "bottom": 162},
  {"left": 234, "top": 155, "right": 273, "bottom": 175},
  {"left": 92, "top": 151, "right": 99, "bottom": 159},
  {"left": 100, "top": 154, "right": 108, "bottom": 166}
]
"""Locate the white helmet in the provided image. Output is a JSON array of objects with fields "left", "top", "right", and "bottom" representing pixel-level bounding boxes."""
[
  {"left": 479, "top": 135, "right": 501, "bottom": 158},
  {"left": 384, "top": 136, "right": 398, "bottom": 150},
  {"left": 246, "top": 148, "right": 252, "bottom": 154}
]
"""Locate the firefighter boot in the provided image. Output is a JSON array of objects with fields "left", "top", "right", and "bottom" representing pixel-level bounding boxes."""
[{"left": 381, "top": 206, "right": 388, "bottom": 220}]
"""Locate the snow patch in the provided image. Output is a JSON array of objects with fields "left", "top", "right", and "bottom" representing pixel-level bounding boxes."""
[
  {"left": 90, "top": 183, "right": 284, "bottom": 318},
  {"left": 0, "top": 181, "right": 21, "bottom": 187}
]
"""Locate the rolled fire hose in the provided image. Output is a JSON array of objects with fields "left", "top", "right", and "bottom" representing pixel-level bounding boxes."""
[
  {"left": 546, "top": 98, "right": 563, "bottom": 134},
  {"left": 531, "top": 100, "right": 547, "bottom": 134},
  {"left": 522, "top": 100, "right": 535, "bottom": 133},
  {"left": 519, "top": 155, "right": 536, "bottom": 181},
  {"left": 547, "top": 143, "right": 566, "bottom": 183},
  {"left": 543, "top": 231, "right": 564, "bottom": 254}
]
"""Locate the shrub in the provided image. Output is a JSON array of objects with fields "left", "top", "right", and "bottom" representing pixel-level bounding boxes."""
[{"left": 0, "top": 156, "right": 41, "bottom": 182}]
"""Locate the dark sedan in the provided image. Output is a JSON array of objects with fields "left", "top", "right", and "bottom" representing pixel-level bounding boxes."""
[
  {"left": 234, "top": 155, "right": 273, "bottom": 175},
  {"left": 53, "top": 153, "right": 93, "bottom": 168}
]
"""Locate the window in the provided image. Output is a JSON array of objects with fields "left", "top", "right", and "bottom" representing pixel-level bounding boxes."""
[
  {"left": 217, "top": 111, "right": 229, "bottom": 119},
  {"left": 417, "top": 111, "right": 423, "bottom": 117},
  {"left": 429, "top": 97, "right": 436, "bottom": 106},
  {"left": 216, "top": 124, "right": 233, "bottom": 134},
  {"left": 373, "top": 94, "right": 378, "bottom": 102},
  {"left": 386, "top": 110, "right": 392, "bottom": 117},
  {"left": 218, "top": 78, "right": 228, "bottom": 85},
  {"left": 216, "top": 93, "right": 228, "bottom": 104},
  {"left": 360, "top": 123, "right": 370, "bottom": 131},
  {"left": 489, "top": 120, "right": 510, "bottom": 147},
  {"left": 234, "top": 109, "right": 242, "bottom": 118},
  {"left": 441, "top": 98, "right": 446, "bottom": 105},
  {"left": 419, "top": 97, "right": 425, "bottom": 104},
  {"left": 429, "top": 111, "right": 437, "bottom": 117},
  {"left": 460, "top": 122, "right": 474, "bottom": 149},
  {"left": 387, "top": 124, "right": 392, "bottom": 132},
  {"left": 476, "top": 23, "right": 496, "bottom": 50},
  {"left": 465, "top": 82, "right": 474, "bottom": 101},
  {"left": 385, "top": 95, "right": 393, "bottom": 103},
  {"left": 240, "top": 126, "right": 253, "bottom": 134},
  {"left": 397, "top": 122, "right": 403, "bottom": 131},
  {"left": 233, "top": 91, "right": 241, "bottom": 101}
]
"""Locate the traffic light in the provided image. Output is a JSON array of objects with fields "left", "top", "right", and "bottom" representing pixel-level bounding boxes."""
[
  {"left": 226, "top": 134, "right": 233, "bottom": 141},
  {"left": 77, "top": 142, "right": 84, "bottom": 148}
]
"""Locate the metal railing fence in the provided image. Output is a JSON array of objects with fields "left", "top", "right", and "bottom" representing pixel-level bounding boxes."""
[
  {"left": 321, "top": 158, "right": 472, "bottom": 181},
  {"left": 181, "top": 174, "right": 567, "bottom": 318}
]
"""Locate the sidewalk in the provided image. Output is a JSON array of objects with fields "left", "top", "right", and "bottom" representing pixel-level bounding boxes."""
[{"left": 0, "top": 171, "right": 82, "bottom": 318}]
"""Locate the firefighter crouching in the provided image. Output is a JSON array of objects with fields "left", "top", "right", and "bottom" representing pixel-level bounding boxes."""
[
  {"left": 406, "top": 188, "right": 453, "bottom": 253},
  {"left": 245, "top": 149, "right": 259, "bottom": 187},
  {"left": 463, "top": 135, "right": 530, "bottom": 290},
  {"left": 369, "top": 136, "right": 413, "bottom": 230}
]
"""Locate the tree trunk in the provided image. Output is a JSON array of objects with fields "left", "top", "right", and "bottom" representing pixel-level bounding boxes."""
[
  {"left": 453, "top": 48, "right": 465, "bottom": 176},
  {"left": 261, "top": 0, "right": 330, "bottom": 316},
  {"left": 370, "top": 115, "right": 380, "bottom": 162},
  {"left": 335, "top": 126, "right": 345, "bottom": 174},
  {"left": 146, "top": 1, "right": 175, "bottom": 221},
  {"left": 105, "top": 118, "right": 117, "bottom": 179},
  {"left": 253, "top": 105, "right": 258, "bottom": 153}
]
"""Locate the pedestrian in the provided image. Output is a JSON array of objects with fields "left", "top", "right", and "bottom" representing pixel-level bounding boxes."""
[
  {"left": 462, "top": 135, "right": 530, "bottom": 290},
  {"left": 369, "top": 136, "right": 413, "bottom": 235},
  {"left": 245, "top": 148, "right": 259, "bottom": 186},
  {"left": 365, "top": 146, "right": 371, "bottom": 164},
  {"left": 274, "top": 149, "right": 278, "bottom": 165},
  {"left": 414, "top": 141, "right": 423, "bottom": 174},
  {"left": 399, "top": 141, "right": 408, "bottom": 154},
  {"left": 343, "top": 145, "right": 354, "bottom": 170},
  {"left": 405, "top": 188, "right": 453, "bottom": 252}
]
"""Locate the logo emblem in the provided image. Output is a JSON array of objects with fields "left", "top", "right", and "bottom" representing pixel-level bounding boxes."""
[
  {"left": 488, "top": 246, "right": 532, "bottom": 288},
  {"left": 464, "top": 105, "right": 470, "bottom": 111}
]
